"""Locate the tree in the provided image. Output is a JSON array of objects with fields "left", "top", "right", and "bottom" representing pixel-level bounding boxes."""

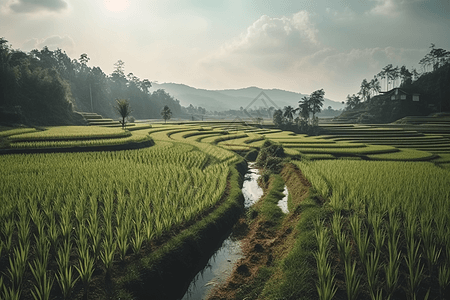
[
  {"left": 161, "top": 105, "right": 172, "bottom": 123},
  {"left": 272, "top": 109, "right": 283, "bottom": 127},
  {"left": 283, "top": 106, "right": 296, "bottom": 124},
  {"left": 298, "top": 96, "right": 311, "bottom": 122},
  {"left": 345, "top": 94, "right": 361, "bottom": 110},
  {"left": 309, "top": 89, "right": 325, "bottom": 119},
  {"left": 114, "top": 99, "right": 132, "bottom": 129},
  {"left": 358, "top": 79, "right": 371, "bottom": 102},
  {"left": 369, "top": 77, "right": 381, "bottom": 98}
]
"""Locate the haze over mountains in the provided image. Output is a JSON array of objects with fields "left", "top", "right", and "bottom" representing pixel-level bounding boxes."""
[{"left": 152, "top": 83, "right": 345, "bottom": 112}]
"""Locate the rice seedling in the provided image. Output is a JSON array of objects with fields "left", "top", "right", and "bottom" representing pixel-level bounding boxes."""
[
  {"left": 2, "top": 285, "right": 21, "bottom": 300},
  {"left": 405, "top": 235, "right": 425, "bottom": 300},
  {"left": 7, "top": 243, "right": 29, "bottom": 289},
  {"left": 75, "top": 246, "right": 95, "bottom": 294},
  {"left": 56, "top": 265, "right": 78, "bottom": 300},
  {"left": 314, "top": 219, "right": 337, "bottom": 300},
  {"left": 344, "top": 259, "right": 361, "bottom": 300},
  {"left": 100, "top": 236, "right": 116, "bottom": 274},
  {"left": 29, "top": 259, "right": 53, "bottom": 300},
  {"left": 365, "top": 250, "right": 381, "bottom": 300},
  {"left": 438, "top": 264, "right": 450, "bottom": 298}
]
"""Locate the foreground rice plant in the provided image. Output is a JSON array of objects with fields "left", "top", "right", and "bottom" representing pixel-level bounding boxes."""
[
  {"left": 301, "top": 160, "right": 450, "bottom": 299},
  {"left": 0, "top": 139, "right": 235, "bottom": 298}
]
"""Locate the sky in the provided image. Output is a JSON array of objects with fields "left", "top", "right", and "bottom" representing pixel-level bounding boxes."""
[{"left": 1, "top": 0, "right": 449, "bottom": 102}]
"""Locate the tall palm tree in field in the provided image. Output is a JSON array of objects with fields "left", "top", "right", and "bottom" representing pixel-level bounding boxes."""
[
  {"left": 358, "top": 79, "right": 371, "bottom": 102},
  {"left": 161, "top": 105, "right": 172, "bottom": 123},
  {"left": 114, "top": 99, "right": 132, "bottom": 129},
  {"left": 298, "top": 96, "right": 310, "bottom": 122},
  {"left": 369, "top": 77, "right": 381, "bottom": 98},
  {"left": 283, "top": 106, "right": 296, "bottom": 124},
  {"left": 309, "top": 89, "right": 325, "bottom": 119}
]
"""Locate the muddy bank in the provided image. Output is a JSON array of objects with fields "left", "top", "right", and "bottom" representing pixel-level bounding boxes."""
[
  {"left": 182, "top": 162, "right": 264, "bottom": 299},
  {"left": 207, "top": 163, "right": 311, "bottom": 299}
]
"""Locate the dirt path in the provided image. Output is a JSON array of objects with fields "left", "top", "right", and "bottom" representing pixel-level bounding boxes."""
[{"left": 207, "top": 163, "right": 311, "bottom": 299}]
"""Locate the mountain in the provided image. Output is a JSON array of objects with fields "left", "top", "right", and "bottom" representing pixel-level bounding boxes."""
[{"left": 151, "top": 83, "right": 345, "bottom": 112}]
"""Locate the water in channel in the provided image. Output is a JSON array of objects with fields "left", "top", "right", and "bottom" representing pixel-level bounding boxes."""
[
  {"left": 181, "top": 163, "right": 264, "bottom": 300},
  {"left": 277, "top": 186, "right": 289, "bottom": 214}
]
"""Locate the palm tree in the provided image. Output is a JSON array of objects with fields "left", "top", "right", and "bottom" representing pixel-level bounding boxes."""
[
  {"left": 298, "top": 96, "right": 310, "bottom": 121},
  {"left": 114, "top": 99, "right": 132, "bottom": 129},
  {"left": 309, "top": 89, "right": 325, "bottom": 119},
  {"left": 358, "top": 79, "right": 371, "bottom": 102},
  {"left": 283, "top": 106, "right": 296, "bottom": 124},
  {"left": 369, "top": 77, "right": 381, "bottom": 97},
  {"left": 161, "top": 105, "right": 172, "bottom": 123},
  {"left": 382, "top": 64, "right": 394, "bottom": 90}
]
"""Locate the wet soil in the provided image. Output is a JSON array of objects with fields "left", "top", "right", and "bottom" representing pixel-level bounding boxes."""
[{"left": 207, "top": 163, "right": 312, "bottom": 299}]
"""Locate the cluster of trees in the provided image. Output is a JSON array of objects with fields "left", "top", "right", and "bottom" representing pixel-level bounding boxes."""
[
  {"left": 345, "top": 44, "right": 450, "bottom": 111},
  {"left": 0, "top": 38, "right": 80, "bottom": 125},
  {"left": 182, "top": 104, "right": 207, "bottom": 120},
  {"left": 273, "top": 89, "right": 325, "bottom": 134},
  {"left": 0, "top": 37, "right": 182, "bottom": 125},
  {"left": 419, "top": 44, "right": 450, "bottom": 73},
  {"left": 340, "top": 44, "right": 450, "bottom": 123}
]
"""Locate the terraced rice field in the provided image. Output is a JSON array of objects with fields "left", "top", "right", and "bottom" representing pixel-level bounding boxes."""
[{"left": 1, "top": 119, "right": 450, "bottom": 299}]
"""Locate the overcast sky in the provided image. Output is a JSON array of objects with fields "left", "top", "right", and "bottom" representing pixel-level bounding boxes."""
[{"left": 1, "top": 0, "right": 449, "bottom": 102}]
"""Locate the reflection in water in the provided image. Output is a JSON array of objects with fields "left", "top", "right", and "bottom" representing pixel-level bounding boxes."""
[
  {"left": 277, "top": 186, "right": 289, "bottom": 214},
  {"left": 181, "top": 164, "right": 262, "bottom": 300},
  {"left": 242, "top": 163, "right": 264, "bottom": 208}
]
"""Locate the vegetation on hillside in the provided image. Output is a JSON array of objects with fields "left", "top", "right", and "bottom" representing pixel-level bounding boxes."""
[
  {"left": 338, "top": 44, "right": 450, "bottom": 123},
  {"left": 0, "top": 37, "right": 182, "bottom": 126}
]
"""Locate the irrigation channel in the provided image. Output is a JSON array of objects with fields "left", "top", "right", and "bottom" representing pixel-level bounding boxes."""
[{"left": 181, "top": 163, "right": 289, "bottom": 300}]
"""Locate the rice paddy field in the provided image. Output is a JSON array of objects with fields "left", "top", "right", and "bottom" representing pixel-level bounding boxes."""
[{"left": 1, "top": 118, "right": 449, "bottom": 299}]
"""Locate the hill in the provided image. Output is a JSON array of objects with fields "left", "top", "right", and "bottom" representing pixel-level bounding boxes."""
[
  {"left": 152, "top": 83, "right": 345, "bottom": 112},
  {"left": 334, "top": 62, "right": 450, "bottom": 124}
]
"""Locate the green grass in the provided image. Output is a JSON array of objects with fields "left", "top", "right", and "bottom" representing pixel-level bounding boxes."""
[{"left": 367, "top": 148, "right": 436, "bottom": 161}]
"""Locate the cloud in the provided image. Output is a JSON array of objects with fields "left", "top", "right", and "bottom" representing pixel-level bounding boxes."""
[
  {"left": 201, "top": 11, "right": 320, "bottom": 74},
  {"left": 22, "top": 35, "right": 75, "bottom": 53},
  {"left": 8, "top": 0, "right": 68, "bottom": 13},
  {"left": 225, "top": 11, "right": 318, "bottom": 55}
]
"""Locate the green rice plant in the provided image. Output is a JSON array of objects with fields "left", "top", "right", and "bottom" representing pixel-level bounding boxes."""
[
  {"left": 29, "top": 259, "right": 53, "bottom": 300},
  {"left": 438, "top": 264, "right": 450, "bottom": 298},
  {"left": 2, "top": 285, "right": 21, "bottom": 300},
  {"left": 100, "top": 236, "right": 116, "bottom": 274},
  {"left": 2, "top": 218, "right": 14, "bottom": 251},
  {"left": 76, "top": 225, "right": 89, "bottom": 259},
  {"left": 314, "top": 219, "right": 337, "bottom": 300},
  {"left": 365, "top": 250, "right": 381, "bottom": 300},
  {"left": 16, "top": 212, "right": 30, "bottom": 248},
  {"left": 331, "top": 213, "right": 347, "bottom": 263},
  {"left": 350, "top": 214, "right": 370, "bottom": 265},
  {"left": 385, "top": 233, "right": 400, "bottom": 300},
  {"left": 59, "top": 208, "right": 72, "bottom": 243},
  {"left": 56, "top": 265, "right": 78, "bottom": 300},
  {"left": 116, "top": 210, "right": 131, "bottom": 261},
  {"left": 143, "top": 219, "right": 154, "bottom": 242},
  {"left": 405, "top": 235, "right": 425, "bottom": 300},
  {"left": 87, "top": 216, "right": 101, "bottom": 261},
  {"left": 131, "top": 207, "right": 144, "bottom": 254},
  {"left": 420, "top": 214, "right": 441, "bottom": 276},
  {"left": 344, "top": 259, "right": 361, "bottom": 300},
  {"left": 368, "top": 210, "right": 385, "bottom": 256},
  {"left": 7, "top": 243, "right": 29, "bottom": 288},
  {"left": 75, "top": 246, "right": 95, "bottom": 294},
  {"left": 33, "top": 233, "right": 50, "bottom": 267}
]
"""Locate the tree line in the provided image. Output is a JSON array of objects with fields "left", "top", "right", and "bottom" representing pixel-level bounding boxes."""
[
  {"left": 272, "top": 89, "right": 325, "bottom": 135},
  {"left": 0, "top": 37, "right": 182, "bottom": 125},
  {"left": 345, "top": 44, "right": 450, "bottom": 111}
]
